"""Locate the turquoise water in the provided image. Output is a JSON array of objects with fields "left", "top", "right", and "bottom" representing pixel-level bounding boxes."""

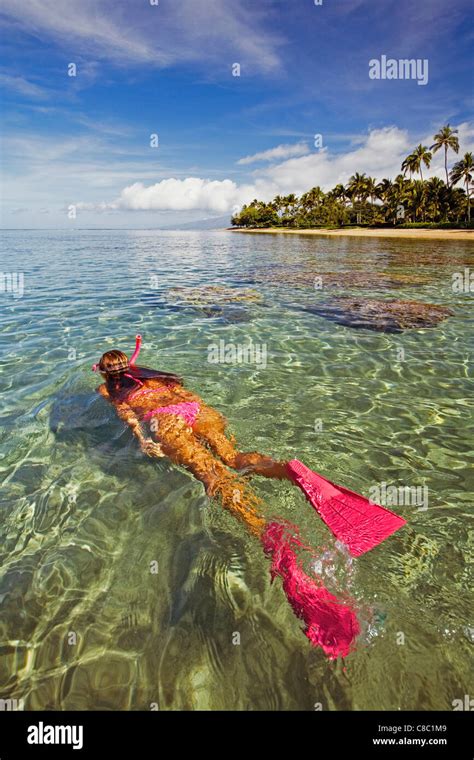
[{"left": 0, "top": 229, "right": 472, "bottom": 710}]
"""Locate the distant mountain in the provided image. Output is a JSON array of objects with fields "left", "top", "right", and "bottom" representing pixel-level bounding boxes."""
[{"left": 161, "top": 214, "right": 231, "bottom": 230}]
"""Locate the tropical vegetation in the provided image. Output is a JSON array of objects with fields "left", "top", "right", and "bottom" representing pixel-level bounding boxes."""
[{"left": 231, "top": 125, "right": 473, "bottom": 228}]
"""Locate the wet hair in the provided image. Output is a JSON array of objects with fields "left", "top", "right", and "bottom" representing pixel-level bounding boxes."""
[
  {"left": 98, "top": 349, "right": 182, "bottom": 401},
  {"left": 98, "top": 350, "right": 135, "bottom": 401},
  {"left": 99, "top": 350, "right": 130, "bottom": 377}
]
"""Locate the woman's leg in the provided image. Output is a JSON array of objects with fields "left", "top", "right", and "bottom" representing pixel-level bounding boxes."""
[
  {"left": 192, "top": 405, "right": 290, "bottom": 480},
  {"left": 151, "top": 414, "right": 266, "bottom": 537}
]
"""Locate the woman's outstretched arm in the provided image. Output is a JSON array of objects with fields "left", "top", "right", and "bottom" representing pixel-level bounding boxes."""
[
  {"left": 97, "top": 385, "right": 164, "bottom": 457},
  {"left": 116, "top": 402, "right": 165, "bottom": 457}
]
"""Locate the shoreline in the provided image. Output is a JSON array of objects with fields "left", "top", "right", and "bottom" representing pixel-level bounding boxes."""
[{"left": 229, "top": 227, "right": 474, "bottom": 241}]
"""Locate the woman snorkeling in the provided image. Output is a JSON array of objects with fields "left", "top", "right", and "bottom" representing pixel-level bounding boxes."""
[{"left": 92, "top": 335, "right": 405, "bottom": 657}]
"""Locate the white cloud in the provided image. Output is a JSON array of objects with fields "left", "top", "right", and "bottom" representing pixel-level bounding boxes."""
[
  {"left": 256, "top": 127, "right": 411, "bottom": 196},
  {"left": 0, "top": 0, "right": 283, "bottom": 72},
  {"left": 88, "top": 124, "right": 474, "bottom": 215},
  {"left": 237, "top": 142, "right": 310, "bottom": 165},
  {"left": 0, "top": 73, "right": 49, "bottom": 99},
  {"left": 100, "top": 178, "right": 256, "bottom": 214}
]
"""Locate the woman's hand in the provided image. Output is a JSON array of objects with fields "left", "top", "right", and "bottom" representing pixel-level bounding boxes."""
[
  {"left": 142, "top": 439, "right": 165, "bottom": 458},
  {"left": 114, "top": 402, "right": 164, "bottom": 458}
]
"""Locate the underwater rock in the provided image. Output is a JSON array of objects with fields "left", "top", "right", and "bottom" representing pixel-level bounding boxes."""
[
  {"left": 167, "top": 284, "right": 262, "bottom": 306},
  {"left": 165, "top": 285, "right": 262, "bottom": 323},
  {"left": 199, "top": 305, "right": 252, "bottom": 323},
  {"left": 303, "top": 297, "right": 453, "bottom": 332}
]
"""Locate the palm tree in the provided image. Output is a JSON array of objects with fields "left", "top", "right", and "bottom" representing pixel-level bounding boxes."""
[
  {"left": 411, "top": 144, "right": 432, "bottom": 182},
  {"left": 374, "top": 178, "right": 392, "bottom": 222},
  {"left": 447, "top": 187, "right": 468, "bottom": 224},
  {"left": 347, "top": 172, "right": 369, "bottom": 202},
  {"left": 425, "top": 177, "right": 450, "bottom": 222},
  {"left": 271, "top": 195, "right": 285, "bottom": 219},
  {"left": 401, "top": 152, "right": 417, "bottom": 179},
  {"left": 365, "top": 176, "right": 378, "bottom": 205},
  {"left": 406, "top": 180, "right": 426, "bottom": 222},
  {"left": 281, "top": 194, "right": 298, "bottom": 226},
  {"left": 376, "top": 178, "right": 392, "bottom": 202},
  {"left": 388, "top": 174, "right": 410, "bottom": 223},
  {"left": 300, "top": 186, "right": 324, "bottom": 210},
  {"left": 299, "top": 187, "right": 324, "bottom": 225},
  {"left": 450, "top": 152, "right": 473, "bottom": 222},
  {"left": 298, "top": 190, "right": 312, "bottom": 222},
  {"left": 331, "top": 183, "right": 349, "bottom": 206},
  {"left": 431, "top": 125, "right": 459, "bottom": 187},
  {"left": 362, "top": 176, "right": 378, "bottom": 223},
  {"left": 347, "top": 172, "right": 369, "bottom": 223}
]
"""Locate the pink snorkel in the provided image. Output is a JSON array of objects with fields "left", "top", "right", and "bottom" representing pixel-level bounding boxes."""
[
  {"left": 123, "top": 334, "right": 144, "bottom": 387},
  {"left": 129, "top": 334, "right": 142, "bottom": 367}
]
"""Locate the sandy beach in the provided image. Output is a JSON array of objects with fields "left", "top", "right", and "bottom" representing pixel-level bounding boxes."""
[{"left": 230, "top": 227, "right": 474, "bottom": 241}]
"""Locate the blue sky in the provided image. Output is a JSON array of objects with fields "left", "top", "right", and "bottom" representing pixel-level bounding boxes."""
[{"left": 1, "top": 0, "right": 473, "bottom": 228}]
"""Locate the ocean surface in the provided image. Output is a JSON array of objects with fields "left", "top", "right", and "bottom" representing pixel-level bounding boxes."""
[{"left": 0, "top": 229, "right": 472, "bottom": 710}]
